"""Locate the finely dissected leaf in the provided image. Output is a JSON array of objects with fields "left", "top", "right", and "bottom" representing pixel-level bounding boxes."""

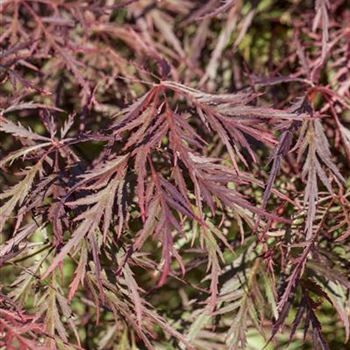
[
  {"left": 1, "top": 103, "right": 62, "bottom": 114},
  {"left": 262, "top": 120, "right": 301, "bottom": 210},
  {"left": 324, "top": 281, "right": 350, "bottom": 343},
  {"left": 298, "top": 119, "right": 345, "bottom": 238},
  {"left": 68, "top": 242, "right": 87, "bottom": 301},
  {"left": 305, "top": 294, "right": 330, "bottom": 350},
  {"left": 0, "top": 142, "right": 52, "bottom": 167},
  {"left": 201, "top": 227, "right": 222, "bottom": 311},
  {"left": 225, "top": 261, "right": 262, "bottom": 350},
  {"left": 151, "top": 10, "right": 185, "bottom": 58},
  {"left": 0, "top": 162, "right": 42, "bottom": 232},
  {"left": 307, "top": 261, "right": 350, "bottom": 289},
  {"left": 262, "top": 269, "right": 279, "bottom": 321},
  {"left": 123, "top": 264, "right": 144, "bottom": 328},
  {"left": 77, "top": 154, "right": 129, "bottom": 184},
  {"left": 313, "top": 0, "right": 330, "bottom": 62},
  {"left": 289, "top": 299, "right": 306, "bottom": 342},
  {"left": 0, "top": 303, "right": 49, "bottom": 350},
  {"left": 39, "top": 271, "right": 80, "bottom": 348},
  {"left": 0, "top": 117, "right": 50, "bottom": 141},
  {"left": 43, "top": 172, "right": 124, "bottom": 279},
  {"left": 0, "top": 222, "right": 38, "bottom": 258},
  {"left": 277, "top": 240, "right": 314, "bottom": 315},
  {"left": 201, "top": 4, "right": 239, "bottom": 83}
]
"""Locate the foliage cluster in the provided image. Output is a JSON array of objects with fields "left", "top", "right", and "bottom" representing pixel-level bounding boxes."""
[{"left": 1, "top": 0, "right": 350, "bottom": 349}]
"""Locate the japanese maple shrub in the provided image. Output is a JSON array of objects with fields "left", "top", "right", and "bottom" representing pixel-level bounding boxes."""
[{"left": 0, "top": 0, "right": 350, "bottom": 349}]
